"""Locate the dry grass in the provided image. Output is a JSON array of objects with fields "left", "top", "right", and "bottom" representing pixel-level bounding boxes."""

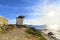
[{"left": 0, "top": 27, "right": 40, "bottom": 40}]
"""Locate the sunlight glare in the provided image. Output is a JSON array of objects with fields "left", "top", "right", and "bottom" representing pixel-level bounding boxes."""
[{"left": 48, "top": 11, "right": 55, "bottom": 17}]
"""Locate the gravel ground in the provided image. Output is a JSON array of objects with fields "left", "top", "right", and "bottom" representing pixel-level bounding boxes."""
[{"left": 0, "top": 28, "right": 39, "bottom": 40}]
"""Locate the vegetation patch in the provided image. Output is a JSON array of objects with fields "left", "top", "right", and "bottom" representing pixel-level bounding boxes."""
[
  {"left": 25, "top": 25, "right": 46, "bottom": 40},
  {"left": 0, "top": 27, "right": 4, "bottom": 33},
  {"left": 0, "top": 25, "right": 15, "bottom": 34}
]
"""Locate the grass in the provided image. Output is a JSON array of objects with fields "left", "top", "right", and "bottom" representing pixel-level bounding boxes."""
[
  {"left": 25, "top": 25, "right": 46, "bottom": 40},
  {"left": 0, "top": 25, "right": 15, "bottom": 34},
  {"left": 0, "top": 28, "right": 3, "bottom": 33}
]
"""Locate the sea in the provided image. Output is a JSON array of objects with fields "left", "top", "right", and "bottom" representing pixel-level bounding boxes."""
[{"left": 28, "top": 25, "right": 60, "bottom": 40}]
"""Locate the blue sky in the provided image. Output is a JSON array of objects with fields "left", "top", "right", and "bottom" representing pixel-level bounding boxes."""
[{"left": 0, "top": 0, "right": 60, "bottom": 25}]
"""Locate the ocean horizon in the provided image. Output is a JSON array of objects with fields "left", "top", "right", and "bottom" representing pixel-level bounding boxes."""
[{"left": 28, "top": 25, "right": 60, "bottom": 40}]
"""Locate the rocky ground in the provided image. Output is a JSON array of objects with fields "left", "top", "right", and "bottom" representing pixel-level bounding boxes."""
[{"left": 0, "top": 27, "right": 39, "bottom": 40}]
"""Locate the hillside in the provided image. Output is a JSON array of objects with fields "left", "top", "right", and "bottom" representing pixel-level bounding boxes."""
[{"left": 0, "top": 27, "right": 40, "bottom": 40}]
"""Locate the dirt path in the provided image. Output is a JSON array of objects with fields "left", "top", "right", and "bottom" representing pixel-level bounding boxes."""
[{"left": 0, "top": 28, "right": 39, "bottom": 40}]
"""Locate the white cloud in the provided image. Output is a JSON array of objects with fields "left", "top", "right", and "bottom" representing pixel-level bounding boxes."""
[
  {"left": 24, "top": 17, "right": 46, "bottom": 25},
  {"left": 24, "top": 0, "right": 60, "bottom": 25}
]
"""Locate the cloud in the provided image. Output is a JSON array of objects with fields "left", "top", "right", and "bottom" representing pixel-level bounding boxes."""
[
  {"left": 24, "top": 18, "right": 46, "bottom": 25},
  {"left": 42, "top": 0, "right": 60, "bottom": 26},
  {"left": 24, "top": 0, "right": 60, "bottom": 25}
]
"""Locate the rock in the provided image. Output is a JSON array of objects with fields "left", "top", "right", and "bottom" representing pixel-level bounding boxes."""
[
  {"left": 0, "top": 16, "right": 8, "bottom": 26},
  {"left": 48, "top": 32, "right": 54, "bottom": 35}
]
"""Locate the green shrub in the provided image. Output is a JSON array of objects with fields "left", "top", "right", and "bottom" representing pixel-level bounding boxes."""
[
  {"left": 25, "top": 25, "right": 29, "bottom": 28},
  {"left": 0, "top": 28, "right": 3, "bottom": 33}
]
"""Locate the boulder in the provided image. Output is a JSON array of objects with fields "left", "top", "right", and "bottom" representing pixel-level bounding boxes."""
[{"left": 0, "top": 16, "right": 8, "bottom": 26}]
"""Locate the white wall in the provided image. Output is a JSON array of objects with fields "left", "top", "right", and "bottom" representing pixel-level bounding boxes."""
[{"left": 16, "top": 18, "right": 24, "bottom": 25}]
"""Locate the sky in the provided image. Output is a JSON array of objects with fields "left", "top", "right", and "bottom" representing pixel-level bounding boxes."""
[{"left": 0, "top": 0, "right": 60, "bottom": 25}]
